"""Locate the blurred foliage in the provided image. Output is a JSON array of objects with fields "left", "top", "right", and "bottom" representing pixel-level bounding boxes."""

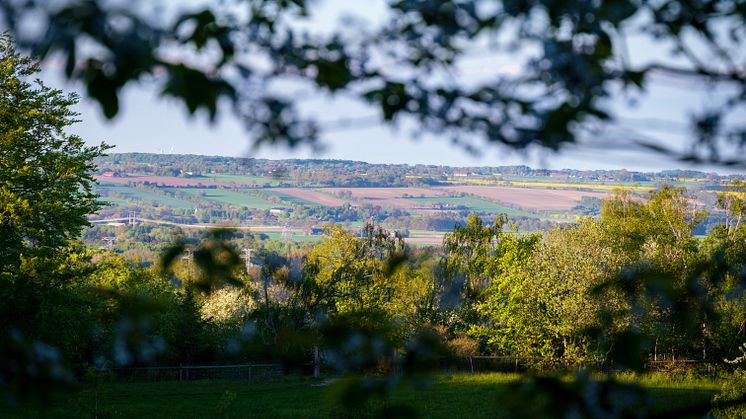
[
  {"left": 0, "top": 1, "right": 744, "bottom": 163},
  {"left": 500, "top": 372, "right": 652, "bottom": 419}
]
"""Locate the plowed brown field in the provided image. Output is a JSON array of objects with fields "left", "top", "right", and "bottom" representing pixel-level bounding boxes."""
[
  {"left": 320, "top": 187, "right": 448, "bottom": 209},
  {"left": 435, "top": 185, "right": 608, "bottom": 210},
  {"left": 273, "top": 188, "right": 347, "bottom": 206}
]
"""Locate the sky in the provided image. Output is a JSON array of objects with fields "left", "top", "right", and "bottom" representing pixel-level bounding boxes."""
[{"left": 39, "top": 0, "right": 746, "bottom": 174}]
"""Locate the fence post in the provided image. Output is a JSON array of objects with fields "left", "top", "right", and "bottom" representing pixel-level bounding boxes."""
[
  {"left": 469, "top": 356, "right": 474, "bottom": 373},
  {"left": 515, "top": 357, "right": 519, "bottom": 373},
  {"left": 314, "top": 346, "right": 320, "bottom": 378}
]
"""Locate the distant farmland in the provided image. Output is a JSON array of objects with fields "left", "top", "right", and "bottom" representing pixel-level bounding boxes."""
[
  {"left": 97, "top": 174, "right": 257, "bottom": 188},
  {"left": 96, "top": 175, "right": 612, "bottom": 214},
  {"left": 98, "top": 185, "right": 194, "bottom": 208},
  {"left": 446, "top": 177, "right": 655, "bottom": 192},
  {"left": 175, "top": 188, "right": 277, "bottom": 209},
  {"left": 404, "top": 196, "right": 539, "bottom": 217},
  {"left": 319, "top": 187, "right": 448, "bottom": 210},
  {"left": 272, "top": 188, "right": 347, "bottom": 206},
  {"left": 96, "top": 176, "right": 232, "bottom": 187},
  {"left": 435, "top": 185, "right": 609, "bottom": 211}
]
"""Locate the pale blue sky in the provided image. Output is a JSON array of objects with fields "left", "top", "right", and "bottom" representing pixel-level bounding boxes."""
[{"left": 39, "top": 1, "right": 745, "bottom": 174}]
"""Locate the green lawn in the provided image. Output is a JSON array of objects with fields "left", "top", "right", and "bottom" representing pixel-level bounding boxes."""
[
  {"left": 176, "top": 188, "right": 278, "bottom": 209},
  {"left": 406, "top": 196, "right": 540, "bottom": 217},
  {"left": 96, "top": 185, "right": 194, "bottom": 209},
  {"left": 5, "top": 373, "right": 722, "bottom": 418}
]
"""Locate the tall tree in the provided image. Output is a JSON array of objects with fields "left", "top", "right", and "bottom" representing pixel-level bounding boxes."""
[
  {"left": 439, "top": 213, "right": 506, "bottom": 332},
  {"left": 0, "top": 33, "right": 110, "bottom": 275},
  {"left": 300, "top": 224, "right": 407, "bottom": 321},
  {"left": 0, "top": 34, "right": 109, "bottom": 402}
]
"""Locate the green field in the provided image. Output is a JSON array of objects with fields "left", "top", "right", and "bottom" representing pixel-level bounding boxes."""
[
  {"left": 207, "top": 174, "right": 280, "bottom": 186},
  {"left": 263, "top": 232, "right": 321, "bottom": 242},
  {"left": 406, "top": 196, "right": 540, "bottom": 218},
  {"left": 4, "top": 373, "right": 722, "bottom": 418},
  {"left": 176, "top": 188, "right": 278, "bottom": 209},
  {"left": 263, "top": 190, "right": 319, "bottom": 206},
  {"left": 98, "top": 195, "right": 132, "bottom": 207},
  {"left": 97, "top": 186, "right": 194, "bottom": 209}
]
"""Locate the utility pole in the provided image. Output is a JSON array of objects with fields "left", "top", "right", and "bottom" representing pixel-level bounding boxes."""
[
  {"left": 281, "top": 223, "right": 291, "bottom": 242},
  {"left": 128, "top": 211, "right": 137, "bottom": 226},
  {"left": 241, "top": 248, "right": 253, "bottom": 272},
  {"left": 102, "top": 237, "right": 115, "bottom": 250}
]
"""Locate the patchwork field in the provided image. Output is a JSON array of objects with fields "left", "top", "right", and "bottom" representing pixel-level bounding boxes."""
[
  {"left": 273, "top": 188, "right": 347, "bottom": 206},
  {"left": 447, "top": 177, "right": 656, "bottom": 192},
  {"left": 97, "top": 174, "right": 271, "bottom": 188},
  {"left": 435, "top": 185, "right": 609, "bottom": 211},
  {"left": 319, "top": 187, "right": 448, "bottom": 209},
  {"left": 262, "top": 190, "right": 319, "bottom": 206},
  {"left": 98, "top": 185, "right": 195, "bottom": 208},
  {"left": 175, "top": 188, "right": 277, "bottom": 209},
  {"left": 98, "top": 175, "right": 227, "bottom": 187},
  {"left": 99, "top": 195, "right": 133, "bottom": 207},
  {"left": 404, "top": 196, "right": 539, "bottom": 217},
  {"left": 208, "top": 174, "right": 279, "bottom": 186}
]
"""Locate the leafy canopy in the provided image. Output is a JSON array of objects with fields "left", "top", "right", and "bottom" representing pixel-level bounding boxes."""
[{"left": 0, "top": 33, "right": 110, "bottom": 275}]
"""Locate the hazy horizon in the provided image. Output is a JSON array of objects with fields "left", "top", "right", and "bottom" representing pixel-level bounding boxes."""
[{"left": 99, "top": 151, "right": 743, "bottom": 176}]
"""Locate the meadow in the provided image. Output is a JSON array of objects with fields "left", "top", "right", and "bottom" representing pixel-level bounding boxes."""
[
  {"left": 175, "top": 188, "right": 278, "bottom": 209},
  {"left": 404, "top": 196, "right": 540, "bottom": 217},
  {"left": 264, "top": 189, "right": 340, "bottom": 206},
  {"left": 5, "top": 373, "right": 722, "bottom": 418},
  {"left": 98, "top": 185, "right": 195, "bottom": 209},
  {"left": 206, "top": 174, "right": 281, "bottom": 186}
]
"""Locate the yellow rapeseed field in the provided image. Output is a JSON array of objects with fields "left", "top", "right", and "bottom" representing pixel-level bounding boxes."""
[{"left": 445, "top": 178, "right": 654, "bottom": 192}]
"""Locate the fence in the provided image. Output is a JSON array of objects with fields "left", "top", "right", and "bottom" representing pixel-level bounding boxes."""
[
  {"left": 101, "top": 357, "right": 715, "bottom": 383},
  {"left": 439, "top": 356, "right": 536, "bottom": 373},
  {"left": 105, "top": 363, "right": 284, "bottom": 382}
]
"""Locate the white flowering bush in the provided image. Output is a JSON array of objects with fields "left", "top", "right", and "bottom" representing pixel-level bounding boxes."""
[{"left": 199, "top": 287, "right": 256, "bottom": 326}]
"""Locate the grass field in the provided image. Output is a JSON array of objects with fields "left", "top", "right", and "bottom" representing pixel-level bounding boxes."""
[
  {"left": 98, "top": 195, "right": 132, "bottom": 207},
  {"left": 176, "top": 188, "right": 278, "bottom": 209},
  {"left": 262, "top": 189, "right": 320, "bottom": 206},
  {"left": 207, "top": 174, "right": 279, "bottom": 186},
  {"left": 405, "top": 196, "right": 540, "bottom": 217},
  {"left": 263, "top": 232, "right": 321, "bottom": 242},
  {"left": 97, "top": 185, "right": 194, "bottom": 209},
  {"left": 5, "top": 373, "right": 722, "bottom": 418}
]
